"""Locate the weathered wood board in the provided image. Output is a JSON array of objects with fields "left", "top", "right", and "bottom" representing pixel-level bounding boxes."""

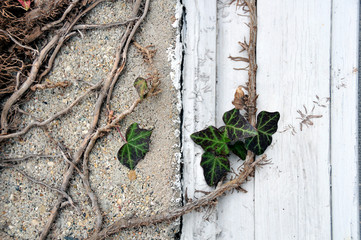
[
  {"left": 182, "top": 0, "right": 218, "bottom": 238},
  {"left": 215, "top": 1, "right": 254, "bottom": 239},
  {"left": 330, "top": 0, "right": 359, "bottom": 238},
  {"left": 256, "top": 0, "right": 332, "bottom": 239},
  {"left": 181, "top": 0, "right": 359, "bottom": 239}
]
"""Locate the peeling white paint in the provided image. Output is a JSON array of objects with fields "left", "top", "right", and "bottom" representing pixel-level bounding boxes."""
[{"left": 168, "top": 0, "right": 183, "bottom": 211}]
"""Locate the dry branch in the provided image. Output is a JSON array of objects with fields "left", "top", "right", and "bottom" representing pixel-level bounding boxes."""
[
  {"left": 41, "top": 0, "right": 81, "bottom": 31},
  {"left": 72, "top": 18, "right": 139, "bottom": 30},
  {"left": 37, "top": 32, "right": 77, "bottom": 83},
  {"left": 0, "top": 81, "right": 102, "bottom": 140},
  {"left": 106, "top": 0, "right": 151, "bottom": 111},
  {"left": 2, "top": 166, "right": 79, "bottom": 211},
  {"left": 0, "top": 154, "right": 58, "bottom": 164}
]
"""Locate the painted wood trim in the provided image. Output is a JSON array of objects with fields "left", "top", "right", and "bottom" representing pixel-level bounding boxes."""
[
  {"left": 215, "top": 2, "right": 255, "bottom": 239},
  {"left": 255, "top": 1, "right": 332, "bottom": 239},
  {"left": 330, "top": 0, "right": 360, "bottom": 239},
  {"left": 181, "top": 0, "right": 218, "bottom": 239}
]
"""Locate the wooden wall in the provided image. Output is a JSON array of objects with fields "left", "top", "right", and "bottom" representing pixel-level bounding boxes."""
[{"left": 181, "top": 0, "right": 359, "bottom": 239}]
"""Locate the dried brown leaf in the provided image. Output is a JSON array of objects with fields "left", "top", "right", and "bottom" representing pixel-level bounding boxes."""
[{"left": 232, "top": 86, "right": 246, "bottom": 110}]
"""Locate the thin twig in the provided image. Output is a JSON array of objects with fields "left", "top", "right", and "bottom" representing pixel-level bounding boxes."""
[
  {"left": 15, "top": 61, "right": 24, "bottom": 91},
  {"left": 41, "top": 126, "right": 85, "bottom": 178},
  {"left": 64, "top": 0, "right": 107, "bottom": 36},
  {"left": 0, "top": 154, "right": 58, "bottom": 164},
  {"left": 12, "top": 167, "right": 79, "bottom": 211},
  {"left": 106, "top": 0, "right": 151, "bottom": 111},
  {"left": 0, "top": 29, "right": 39, "bottom": 55},
  {"left": 39, "top": 133, "right": 93, "bottom": 240},
  {"left": 133, "top": 42, "right": 160, "bottom": 96},
  {"left": 72, "top": 18, "right": 139, "bottom": 30},
  {"left": 37, "top": 32, "right": 77, "bottom": 83},
  {"left": 0, "top": 81, "right": 102, "bottom": 140},
  {"left": 41, "top": 0, "right": 81, "bottom": 31}
]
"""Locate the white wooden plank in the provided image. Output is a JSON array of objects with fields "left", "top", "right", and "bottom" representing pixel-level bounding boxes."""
[
  {"left": 181, "top": 0, "right": 218, "bottom": 239},
  {"left": 215, "top": 1, "right": 254, "bottom": 239},
  {"left": 330, "top": 0, "right": 360, "bottom": 239},
  {"left": 256, "top": 1, "right": 332, "bottom": 239}
]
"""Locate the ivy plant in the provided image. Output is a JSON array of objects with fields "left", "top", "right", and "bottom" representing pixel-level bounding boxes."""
[
  {"left": 117, "top": 122, "right": 152, "bottom": 170},
  {"left": 191, "top": 108, "right": 280, "bottom": 186},
  {"left": 115, "top": 77, "right": 154, "bottom": 180}
]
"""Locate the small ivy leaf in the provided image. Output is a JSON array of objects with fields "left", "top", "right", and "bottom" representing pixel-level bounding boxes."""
[
  {"left": 117, "top": 123, "right": 152, "bottom": 170},
  {"left": 223, "top": 108, "right": 257, "bottom": 142},
  {"left": 191, "top": 126, "right": 230, "bottom": 155},
  {"left": 201, "top": 151, "right": 230, "bottom": 186},
  {"left": 134, "top": 77, "right": 149, "bottom": 99},
  {"left": 228, "top": 141, "right": 247, "bottom": 160},
  {"left": 245, "top": 111, "right": 280, "bottom": 155}
]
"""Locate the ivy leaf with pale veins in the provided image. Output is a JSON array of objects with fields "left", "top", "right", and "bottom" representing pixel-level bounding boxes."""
[
  {"left": 223, "top": 108, "right": 257, "bottom": 142},
  {"left": 191, "top": 126, "right": 230, "bottom": 155},
  {"left": 117, "top": 123, "right": 152, "bottom": 170},
  {"left": 134, "top": 77, "right": 149, "bottom": 99},
  {"left": 201, "top": 151, "right": 230, "bottom": 186},
  {"left": 245, "top": 111, "right": 280, "bottom": 155},
  {"left": 219, "top": 126, "right": 228, "bottom": 140},
  {"left": 228, "top": 141, "right": 247, "bottom": 160}
]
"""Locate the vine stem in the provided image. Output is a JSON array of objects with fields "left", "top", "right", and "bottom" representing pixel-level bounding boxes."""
[
  {"left": 245, "top": 0, "right": 258, "bottom": 128},
  {"left": 116, "top": 127, "right": 127, "bottom": 143}
]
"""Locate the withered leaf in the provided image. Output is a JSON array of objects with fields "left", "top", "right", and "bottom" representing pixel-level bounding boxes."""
[{"left": 232, "top": 86, "right": 246, "bottom": 110}]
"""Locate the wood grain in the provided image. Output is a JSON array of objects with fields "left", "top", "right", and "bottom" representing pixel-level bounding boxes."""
[
  {"left": 215, "top": 1, "right": 255, "bottom": 239},
  {"left": 182, "top": 0, "right": 359, "bottom": 239},
  {"left": 255, "top": 0, "right": 332, "bottom": 239},
  {"left": 181, "top": 0, "right": 218, "bottom": 239},
  {"left": 331, "top": 0, "right": 359, "bottom": 238}
]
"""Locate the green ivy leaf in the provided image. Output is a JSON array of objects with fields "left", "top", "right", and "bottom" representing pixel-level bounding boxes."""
[
  {"left": 201, "top": 151, "right": 230, "bottom": 186},
  {"left": 245, "top": 111, "right": 280, "bottom": 155},
  {"left": 228, "top": 141, "right": 247, "bottom": 160},
  {"left": 117, "top": 123, "right": 152, "bottom": 170},
  {"left": 191, "top": 126, "right": 230, "bottom": 155},
  {"left": 134, "top": 77, "right": 149, "bottom": 99},
  {"left": 223, "top": 108, "right": 257, "bottom": 142}
]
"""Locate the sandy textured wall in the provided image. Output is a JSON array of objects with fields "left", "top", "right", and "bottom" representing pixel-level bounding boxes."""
[{"left": 0, "top": 0, "right": 182, "bottom": 239}]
